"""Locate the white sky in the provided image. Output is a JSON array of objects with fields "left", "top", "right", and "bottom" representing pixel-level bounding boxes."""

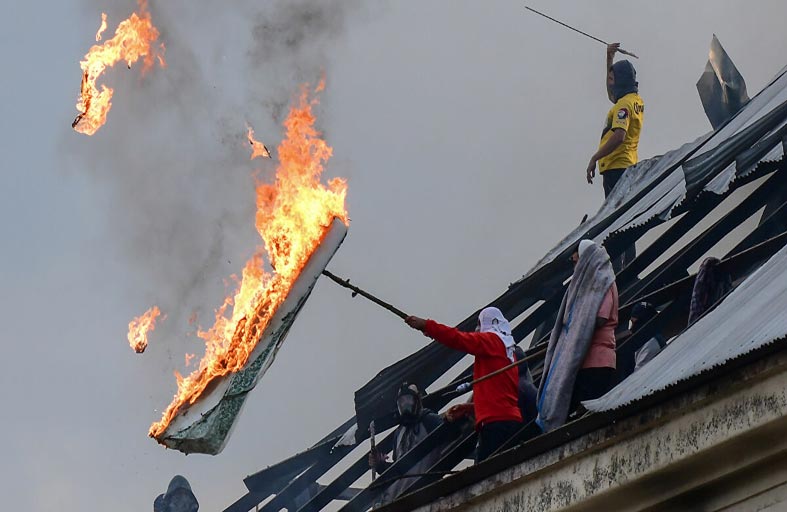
[{"left": 2, "top": 1, "right": 787, "bottom": 510}]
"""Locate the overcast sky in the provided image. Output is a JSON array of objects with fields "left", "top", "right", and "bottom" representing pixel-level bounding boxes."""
[{"left": 3, "top": 1, "right": 787, "bottom": 510}]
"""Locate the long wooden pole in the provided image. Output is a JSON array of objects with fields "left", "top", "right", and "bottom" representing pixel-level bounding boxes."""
[{"left": 321, "top": 270, "right": 409, "bottom": 320}]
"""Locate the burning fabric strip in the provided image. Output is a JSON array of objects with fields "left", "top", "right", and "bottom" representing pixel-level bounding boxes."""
[
  {"left": 72, "top": 0, "right": 165, "bottom": 135},
  {"left": 128, "top": 305, "right": 162, "bottom": 353},
  {"left": 248, "top": 125, "right": 272, "bottom": 159},
  {"left": 149, "top": 83, "right": 348, "bottom": 454}
]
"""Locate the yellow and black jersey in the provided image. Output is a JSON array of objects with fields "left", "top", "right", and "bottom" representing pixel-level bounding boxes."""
[{"left": 598, "top": 92, "right": 644, "bottom": 173}]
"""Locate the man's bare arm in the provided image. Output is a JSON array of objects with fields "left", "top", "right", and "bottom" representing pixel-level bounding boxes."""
[
  {"left": 606, "top": 43, "right": 620, "bottom": 103},
  {"left": 586, "top": 129, "right": 626, "bottom": 184}
]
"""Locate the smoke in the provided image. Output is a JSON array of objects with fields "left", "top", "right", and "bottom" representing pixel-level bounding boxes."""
[{"left": 69, "top": 0, "right": 366, "bottom": 349}]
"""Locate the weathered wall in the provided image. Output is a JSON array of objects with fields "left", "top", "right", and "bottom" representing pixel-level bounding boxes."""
[{"left": 413, "top": 351, "right": 787, "bottom": 512}]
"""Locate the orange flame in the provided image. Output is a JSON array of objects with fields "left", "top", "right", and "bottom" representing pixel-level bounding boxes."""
[
  {"left": 73, "top": 0, "right": 165, "bottom": 135},
  {"left": 149, "top": 82, "right": 348, "bottom": 438},
  {"left": 128, "top": 306, "right": 162, "bottom": 353},
  {"left": 95, "top": 13, "right": 108, "bottom": 41},
  {"left": 247, "top": 125, "right": 272, "bottom": 159}
]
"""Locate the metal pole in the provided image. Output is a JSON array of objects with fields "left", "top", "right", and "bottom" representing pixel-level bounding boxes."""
[
  {"left": 369, "top": 421, "right": 377, "bottom": 482},
  {"left": 524, "top": 5, "right": 638, "bottom": 58}
]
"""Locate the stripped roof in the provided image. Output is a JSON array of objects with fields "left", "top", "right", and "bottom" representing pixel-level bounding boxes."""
[{"left": 224, "top": 63, "right": 787, "bottom": 512}]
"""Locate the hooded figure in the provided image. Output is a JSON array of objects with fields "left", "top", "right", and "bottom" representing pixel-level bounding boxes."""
[
  {"left": 478, "top": 307, "right": 516, "bottom": 362},
  {"left": 536, "top": 240, "right": 617, "bottom": 432},
  {"left": 608, "top": 60, "right": 639, "bottom": 102},
  {"left": 688, "top": 257, "right": 732, "bottom": 325},
  {"left": 405, "top": 308, "right": 522, "bottom": 463},
  {"left": 586, "top": 44, "right": 645, "bottom": 221},
  {"left": 370, "top": 383, "right": 443, "bottom": 506},
  {"left": 154, "top": 476, "right": 199, "bottom": 512}
]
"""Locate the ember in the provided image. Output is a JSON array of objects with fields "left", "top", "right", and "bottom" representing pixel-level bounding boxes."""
[
  {"left": 248, "top": 125, "right": 272, "bottom": 159},
  {"left": 128, "top": 306, "right": 162, "bottom": 353},
  {"left": 73, "top": 0, "right": 165, "bottom": 135},
  {"left": 149, "top": 82, "right": 348, "bottom": 446}
]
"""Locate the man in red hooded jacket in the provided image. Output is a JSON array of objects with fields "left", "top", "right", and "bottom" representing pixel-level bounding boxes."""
[{"left": 405, "top": 307, "right": 522, "bottom": 462}]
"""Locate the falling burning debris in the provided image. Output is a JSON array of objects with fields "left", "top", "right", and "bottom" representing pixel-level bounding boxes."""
[
  {"left": 247, "top": 125, "right": 272, "bottom": 159},
  {"left": 128, "top": 306, "right": 162, "bottom": 353},
  {"left": 149, "top": 82, "right": 348, "bottom": 444},
  {"left": 72, "top": 0, "right": 165, "bottom": 135},
  {"left": 95, "top": 13, "right": 108, "bottom": 41}
]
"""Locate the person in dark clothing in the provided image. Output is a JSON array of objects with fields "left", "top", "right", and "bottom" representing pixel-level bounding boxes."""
[
  {"left": 154, "top": 475, "right": 199, "bottom": 512},
  {"left": 688, "top": 257, "right": 732, "bottom": 326},
  {"left": 513, "top": 346, "right": 538, "bottom": 424},
  {"left": 368, "top": 383, "right": 443, "bottom": 504}
]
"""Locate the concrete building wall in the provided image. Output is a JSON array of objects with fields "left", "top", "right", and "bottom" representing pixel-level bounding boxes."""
[{"left": 413, "top": 351, "right": 787, "bottom": 512}]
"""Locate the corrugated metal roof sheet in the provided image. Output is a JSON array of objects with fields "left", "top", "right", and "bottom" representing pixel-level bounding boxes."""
[
  {"left": 705, "top": 120, "right": 787, "bottom": 195},
  {"left": 584, "top": 243, "right": 787, "bottom": 413}
]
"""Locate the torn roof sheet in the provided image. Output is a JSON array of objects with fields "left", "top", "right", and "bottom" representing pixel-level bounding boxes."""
[{"left": 584, "top": 242, "right": 787, "bottom": 413}]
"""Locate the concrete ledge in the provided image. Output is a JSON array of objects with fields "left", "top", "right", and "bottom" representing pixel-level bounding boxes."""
[{"left": 412, "top": 348, "right": 787, "bottom": 512}]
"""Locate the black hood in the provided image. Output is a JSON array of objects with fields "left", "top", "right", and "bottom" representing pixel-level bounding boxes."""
[{"left": 609, "top": 60, "right": 639, "bottom": 101}]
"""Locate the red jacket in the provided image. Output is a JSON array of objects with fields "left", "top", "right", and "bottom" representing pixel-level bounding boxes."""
[{"left": 424, "top": 320, "right": 522, "bottom": 428}]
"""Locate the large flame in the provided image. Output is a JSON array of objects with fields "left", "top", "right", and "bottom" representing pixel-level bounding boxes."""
[
  {"left": 73, "top": 0, "right": 165, "bottom": 135},
  {"left": 149, "top": 83, "right": 348, "bottom": 438},
  {"left": 128, "top": 306, "right": 162, "bottom": 353}
]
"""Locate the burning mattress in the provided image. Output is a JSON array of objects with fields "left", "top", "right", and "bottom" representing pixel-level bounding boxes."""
[{"left": 153, "top": 219, "right": 346, "bottom": 455}]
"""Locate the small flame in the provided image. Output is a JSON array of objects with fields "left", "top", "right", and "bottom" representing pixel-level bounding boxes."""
[
  {"left": 184, "top": 353, "right": 196, "bottom": 367},
  {"left": 73, "top": 0, "right": 165, "bottom": 135},
  {"left": 247, "top": 125, "right": 272, "bottom": 159},
  {"left": 128, "top": 306, "right": 162, "bottom": 353},
  {"left": 149, "top": 81, "right": 348, "bottom": 438},
  {"left": 95, "top": 13, "right": 108, "bottom": 41}
]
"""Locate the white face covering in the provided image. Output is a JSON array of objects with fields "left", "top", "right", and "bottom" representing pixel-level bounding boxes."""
[{"left": 478, "top": 307, "right": 516, "bottom": 362}]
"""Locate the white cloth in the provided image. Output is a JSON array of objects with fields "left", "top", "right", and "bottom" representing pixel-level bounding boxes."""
[
  {"left": 578, "top": 239, "right": 595, "bottom": 260},
  {"left": 478, "top": 307, "right": 515, "bottom": 361},
  {"left": 333, "top": 424, "right": 358, "bottom": 448}
]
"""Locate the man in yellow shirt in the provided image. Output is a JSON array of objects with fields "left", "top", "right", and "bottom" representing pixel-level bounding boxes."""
[{"left": 586, "top": 43, "right": 644, "bottom": 198}]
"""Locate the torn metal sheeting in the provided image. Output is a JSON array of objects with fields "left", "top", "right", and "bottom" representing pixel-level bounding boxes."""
[
  {"left": 156, "top": 219, "right": 347, "bottom": 455},
  {"left": 697, "top": 35, "right": 749, "bottom": 130}
]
